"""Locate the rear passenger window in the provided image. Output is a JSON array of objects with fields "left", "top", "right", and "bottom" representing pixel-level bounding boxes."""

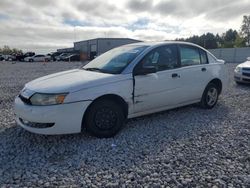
[
  {"left": 180, "top": 46, "right": 201, "bottom": 66},
  {"left": 200, "top": 50, "right": 208, "bottom": 64}
]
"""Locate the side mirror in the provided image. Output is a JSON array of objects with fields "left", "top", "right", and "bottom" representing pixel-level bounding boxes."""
[
  {"left": 134, "top": 66, "right": 156, "bottom": 76},
  {"left": 247, "top": 57, "right": 250, "bottom": 61}
]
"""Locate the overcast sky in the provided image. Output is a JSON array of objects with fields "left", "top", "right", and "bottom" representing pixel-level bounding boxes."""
[{"left": 0, "top": 0, "right": 249, "bottom": 53}]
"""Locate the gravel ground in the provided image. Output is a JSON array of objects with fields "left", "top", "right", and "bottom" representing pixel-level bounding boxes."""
[{"left": 0, "top": 61, "right": 249, "bottom": 187}]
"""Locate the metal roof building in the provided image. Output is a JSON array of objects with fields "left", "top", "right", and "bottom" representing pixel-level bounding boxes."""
[
  {"left": 74, "top": 38, "right": 141, "bottom": 59},
  {"left": 57, "top": 47, "right": 75, "bottom": 53},
  {"left": 57, "top": 38, "right": 142, "bottom": 60}
]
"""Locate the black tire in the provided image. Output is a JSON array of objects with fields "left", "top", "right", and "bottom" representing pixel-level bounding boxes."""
[
  {"left": 200, "top": 83, "right": 219, "bottom": 109},
  {"left": 84, "top": 99, "right": 125, "bottom": 138},
  {"left": 29, "top": 59, "right": 33, "bottom": 62}
]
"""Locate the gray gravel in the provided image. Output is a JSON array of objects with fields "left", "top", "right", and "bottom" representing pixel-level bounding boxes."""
[{"left": 0, "top": 61, "right": 249, "bottom": 187}]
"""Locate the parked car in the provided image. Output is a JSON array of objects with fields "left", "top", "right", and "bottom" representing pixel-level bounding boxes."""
[
  {"left": 63, "top": 54, "right": 80, "bottom": 62},
  {"left": 55, "top": 53, "right": 70, "bottom": 61},
  {"left": 50, "top": 52, "right": 62, "bottom": 61},
  {"left": 2, "top": 54, "right": 16, "bottom": 61},
  {"left": 0, "top": 54, "right": 4, "bottom": 61},
  {"left": 234, "top": 57, "right": 250, "bottom": 84},
  {"left": 16, "top": 52, "right": 35, "bottom": 61},
  {"left": 24, "top": 54, "right": 51, "bottom": 62},
  {"left": 14, "top": 42, "right": 227, "bottom": 138}
]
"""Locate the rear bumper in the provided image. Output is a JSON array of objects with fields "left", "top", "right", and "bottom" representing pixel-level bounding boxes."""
[{"left": 14, "top": 96, "right": 91, "bottom": 135}]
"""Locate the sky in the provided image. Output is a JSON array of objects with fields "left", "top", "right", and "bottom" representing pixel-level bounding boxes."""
[{"left": 0, "top": 0, "right": 249, "bottom": 53}]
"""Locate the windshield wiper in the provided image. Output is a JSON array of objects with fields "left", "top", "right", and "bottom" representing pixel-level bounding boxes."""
[
  {"left": 83, "top": 67, "right": 103, "bottom": 72},
  {"left": 82, "top": 67, "right": 115, "bottom": 74}
]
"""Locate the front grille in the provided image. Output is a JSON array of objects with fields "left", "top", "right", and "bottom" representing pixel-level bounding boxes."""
[
  {"left": 242, "top": 67, "right": 250, "bottom": 71},
  {"left": 19, "top": 118, "right": 55, "bottom": 128},
  {"left": 19, "top": 95, "right": 31, "bottom": 105},
  {"left": 242, "top": 72, "right": 250, "bottom": 77}
]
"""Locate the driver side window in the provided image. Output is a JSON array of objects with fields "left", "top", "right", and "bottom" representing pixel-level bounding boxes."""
[{"left": 141, "top": 45, "right": 178, "bottom": 72}]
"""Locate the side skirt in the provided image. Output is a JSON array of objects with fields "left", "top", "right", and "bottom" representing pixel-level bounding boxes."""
[{"left": 128, "top": 99, "right": 200, "bottom": 119}]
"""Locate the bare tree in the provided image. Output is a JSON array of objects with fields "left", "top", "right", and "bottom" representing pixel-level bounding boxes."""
[
  {"left": 241, "top": 15, "right": 250, "bottom": 46},
  {"left": 0, "top": 45, "right": 23, "bottom": 55}
]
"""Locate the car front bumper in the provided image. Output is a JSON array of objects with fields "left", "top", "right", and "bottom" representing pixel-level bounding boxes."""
[
  {"left": 14, "top": 96, "right": 91, "bottom": 135},
  {"left": 234, "top": 72, "right": 250, "bottom": 83}
]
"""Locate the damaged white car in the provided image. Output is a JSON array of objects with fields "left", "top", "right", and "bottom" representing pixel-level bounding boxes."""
[{"left": 14, "top": 42, "right": 227, "bottom": 138}]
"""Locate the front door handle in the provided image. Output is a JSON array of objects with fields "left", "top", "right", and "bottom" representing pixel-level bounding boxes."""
[
  {"left": 172, "top": 73, "right": 180, "bottom": 78},
  {"left": 201, "top": 67, "right": 207, "bottom": 72}
]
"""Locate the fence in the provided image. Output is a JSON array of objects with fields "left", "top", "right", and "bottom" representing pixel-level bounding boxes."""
[{"left": 209, "top": 47, "right": 250, "bottom": 63}]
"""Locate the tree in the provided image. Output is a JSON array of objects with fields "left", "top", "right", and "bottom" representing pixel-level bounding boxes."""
[
  {"left": 181, "top": 33, "right": 218, "bottom": 49},
  {"left": 234, "top": 34, "right": 246, "bottom": 47},
  {"left": 215, "top": 34, "right": 223, "bottom": 47},
  {"left": 224, "top": 29, "right": 238, "bottom": 42},
  {"left": 0, "top": 45, "right": 23, "bottom": 55},
  {"left": 221, "top": 29, "right": 238, "bottom": 48},
  {"left": 241, "top": 15, "right": 250, "bottom": 46},
  {"left": 12, "top": 48, "right": 22, "bottom": 54},
  {"left": 2, "top": 45, "right": 12, "bottom": 55},
  {"left": 185, "top": 35, "right": 202, "bottom": 46},
  {"left": 201, "top": 33, "right": 218, "bottom": 49}
]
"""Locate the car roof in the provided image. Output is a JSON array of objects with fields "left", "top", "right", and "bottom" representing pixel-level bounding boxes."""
[{"left": 125, "top": 41, "right": 207, "bottom": 50}]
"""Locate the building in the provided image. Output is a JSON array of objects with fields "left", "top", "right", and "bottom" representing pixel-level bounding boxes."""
[
  {"left": 57, "top": 38, "right": 142, "bottom": 60},
  {"left": 57, "top": 47, "right": 75, "bottom": 53}
]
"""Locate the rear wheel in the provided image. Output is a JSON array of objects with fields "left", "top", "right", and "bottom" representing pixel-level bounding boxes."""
[
  {"left": 200, "top": 83, "right": 219, "bottom": 109},
  {"left": 84, "top": 99, "right": 125, "bottom": 138},
  {"left": 29, "top": 59, "right": 33, "bottom": 62}
]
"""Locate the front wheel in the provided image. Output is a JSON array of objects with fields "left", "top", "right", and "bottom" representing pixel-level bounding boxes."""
[
  {"left": 84, "top": 99, "right": 125, "bottom": 138},
  {"left": 200, "top": 83, "right": 219, "bottom": 109}
]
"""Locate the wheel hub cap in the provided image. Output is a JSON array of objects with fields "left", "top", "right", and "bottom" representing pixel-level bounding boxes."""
[
  {"left": 94, "top": 107, "right": 117, "bottom": 130},
  {"left": 206, "top": 87, "right": 218, "bottom": 106}
]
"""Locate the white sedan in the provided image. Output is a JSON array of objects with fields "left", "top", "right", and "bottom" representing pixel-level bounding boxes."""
[
  {"left": 14, "top": 42, "right": 227, "bottom": 138},
  {"left": 234, "top": 57, "right": 250, "bottom": 84},
  {"left": 24, "top": 54, "right": 51, "bottom": 62}
]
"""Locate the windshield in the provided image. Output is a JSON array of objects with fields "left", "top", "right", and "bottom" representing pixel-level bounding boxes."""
[{"left": 83, "top": 45, "right": 148, "bottom": 74}]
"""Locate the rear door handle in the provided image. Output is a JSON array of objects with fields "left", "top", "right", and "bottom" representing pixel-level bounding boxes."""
[
  {"left": 172, "top": 73, "right": 180, "bottom": 78},
  {"left": 201, "top": 68, "right": 206, "bottom": 72}
]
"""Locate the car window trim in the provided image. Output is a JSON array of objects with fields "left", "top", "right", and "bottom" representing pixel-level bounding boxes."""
[
  {"left": 199, "top": 49, "right": 209, "bottom": 64},
  {"left": 133, "top": 44, "right": 180, "bottom": 74},
  {"left": 178, "top": 44, "right": 204, "bottom": 67}
]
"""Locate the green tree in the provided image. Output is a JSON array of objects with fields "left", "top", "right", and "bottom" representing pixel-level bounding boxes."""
[
  {"left": 201, "top": 33, "right": 218, "bottom": 49},
  {"left": 234, "top": 34, "right": 246, "bottom": 47},
  {"left": 221, "top": 29, "right": 238, "bottom": 48},
  {"left": 215, "top": 34, "right": 223, "bottom": 47},
  {"left": 182, "top": 33, "right": 218, "bottom": 49},
  {"left": 241, "top": 15, "right": 250, "bottom": 46},
  {"left": 185, "top": 35, "right": 202, "bottom": 46},
  {"left": 224, "top": 29, "right": 238, "bottom": 42}
]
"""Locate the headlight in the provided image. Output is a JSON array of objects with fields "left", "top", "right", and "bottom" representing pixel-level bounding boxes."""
[
  {"left": 235, "top": 66, "right": 241, "bottom": 73},
  {"left": 30, "top": 93, "right": 68, "bottom": 106}
]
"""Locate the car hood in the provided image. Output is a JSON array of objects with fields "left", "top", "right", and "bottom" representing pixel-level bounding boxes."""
[
  {"left": 239, "top": 61, "right": 250, "bottom": 68},
  {"left": 25, "top": 69, "right": 127, "bottom": 93}
]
